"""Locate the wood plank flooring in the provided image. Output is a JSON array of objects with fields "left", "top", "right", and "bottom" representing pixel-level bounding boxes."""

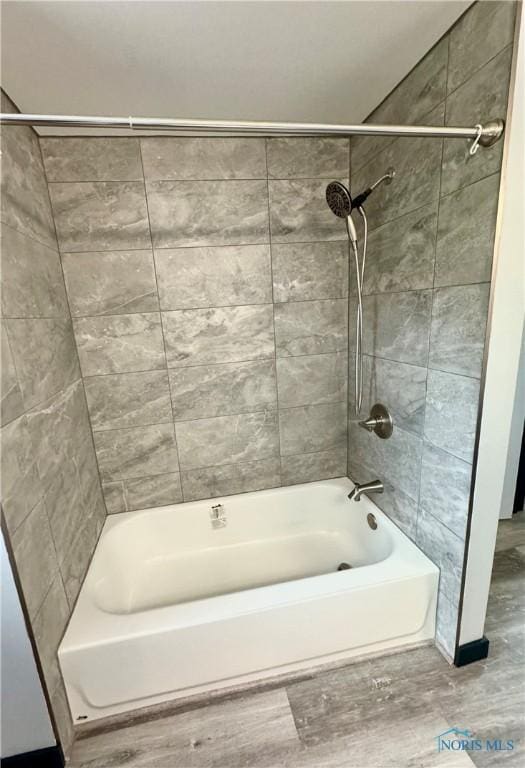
[{"left": 70, "top": 516, "right": 525, "bottom": 768}]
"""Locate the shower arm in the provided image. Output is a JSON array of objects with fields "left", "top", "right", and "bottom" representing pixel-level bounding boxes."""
[{"left": 0, "top": 113, "right": 505, "bottom": 147}]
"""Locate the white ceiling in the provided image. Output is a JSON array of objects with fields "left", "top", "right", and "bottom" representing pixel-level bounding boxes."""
[{"left": 0, "top": 1, "right": 471, "bottom": 136}]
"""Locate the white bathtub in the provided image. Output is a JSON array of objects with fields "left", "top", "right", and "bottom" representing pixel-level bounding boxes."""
[{"left": 59, "top": 478, "right": 438, "bottom": 722}]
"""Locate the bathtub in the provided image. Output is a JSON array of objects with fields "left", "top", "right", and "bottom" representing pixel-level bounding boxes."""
[{"left": 59, "top": 478, "right": 438, "bottom": 722}]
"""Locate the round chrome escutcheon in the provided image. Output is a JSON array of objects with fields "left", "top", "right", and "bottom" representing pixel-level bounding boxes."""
[{"left": 367, "top": 513, "right": 378, "bottom": 530}]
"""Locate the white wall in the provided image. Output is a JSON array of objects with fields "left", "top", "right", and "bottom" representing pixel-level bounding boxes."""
[
  {"left": 0, "top": 535, "right": 56, "bottom": 758},
  {"left": 459, "top": 4, "right": 524, "bottom": 646}
]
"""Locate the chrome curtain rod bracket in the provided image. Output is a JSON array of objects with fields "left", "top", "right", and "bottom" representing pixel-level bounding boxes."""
[{"left": 0, "top": 113, "right": 505, "bottom": 146}]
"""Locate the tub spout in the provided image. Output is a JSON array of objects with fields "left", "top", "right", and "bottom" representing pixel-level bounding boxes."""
[{"left": 348, "top": 480, "right": 384, "bottom": 502}]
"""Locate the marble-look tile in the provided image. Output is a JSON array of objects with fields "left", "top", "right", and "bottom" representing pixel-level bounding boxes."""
[
  {"left": 123, "top": 473, "right": 183, "bottom": 511},
  {"left": 350, "top": 104, "right": 444, "bottom": 229},
  {"left": 0, "top": 225, "right": 68, "bottom": 318},
  {"left": 281, "top": 449, "right": 346, "bottom": 487},
  {"left": 141, "top": 137, "right": 266, "bottom": 180},
  {"left": 32, "top": 576, "right": 70, "bottom": 698},
  {"left": 419, "top": 442, "right": 472, "bottom": 540},
  {"left": 146, "top": 180, "right": 269, "bottom": 248},
  {"left": 163, "top": 304, "right": 274, "bottom": 367},
  {"left": 0, "top": 414, "right": 43, "bottom": 533},
  {"left": 274, "top": 299, "right": 347, "bottom": 357},
  {"left": 62, "top": 250, "right": 159, "bottom": 316},
  {"left": 5, "top": 318, "right": 80, "bottom": 409},
  {"left": 44, "top": 460, "right": 86, "bottom": 571},
  {"left": 355, "top": 203, "right": 437, "bottom": 295},
  {"left": 182, "top": 457, "right": 281, "bottom": 502},
  {"left": 50, "top": 683, "right": 75, "bottom": 758},
  {"left": 0, "top": 323, "right": 23, "bottom": 426},
  {"left": 351, "top": 38, "right": 448, "bottom": 172},
  {"left": 435, "top": 588, "right": 458, "bottom": 661},
  {"left": 435, "top": 174, "right": 500, "bottom": 287},
  {"left": 349, "top": 355, "right": 427, "bottom": 436},
  {"left": 41, "top": 138, "right": 142, "bottom": 181},
  {"left": 271, "top": 242, "right": 348, "bottom": 303},
  {"left": 94, "top": 422, "right": 179, "bottom": 481},
  {"left": 73, "top": 313, "right": 165, "bottom": 375},
  {"left": 48, "top": 181, "right": 151, "bottom": 252},
  {"left": 71, "top": 689, "right": 299, "bottom": 768},
  {"left": 11, "top": 500, "right": 59, "bottom": 621},
  {"left": 354, "top": 290, "right": 432, "bottom": 366},
  {"left": 61, "top": 511, "right": 103, "bottom": 607},
  {"left": 429, "top": 284, "right": 490, "bottom": 378},
  {"left": 348, "top": 420, "right": 423, "bottom": 503},
  {"left": 442, "top": 46, "right": 513, "bottom": 197},
  {"left": 102, "top": 481, "right": 127, "bottom": 515},
  {"left": 269, "top": 179, "right": 348, "bottom": 242},
  {"left": 279, "top": 402, "right": 347, "bottom": 456},
  {"left": 424, "top": 369, "right": 480, "bottom": 462},
  {"left": 176, "top": 411, "right": 279, "bottom": 471},
  {"left": 84, "top": 370, "right": 172, "bottom": 430},
  {"left": 276, "top": 353, "right": 346, "bottom": 408},
  {"left": 266, "top": 138, "right": 349, "bottom": 179},
  {"left": 169, "top": 360, "right": 276, "bottom": 421},
  {"left": 0, "top": 119, "right": 56, "bottom": 248},
  {"left": 154, "top": 244, "right": 271, "bottom": 309},
  {"left": 447, "top": 0, "right": 516, "bottom": 93},
  {"left": 416, "top": 505, "right": 465, "bottom": 607}
]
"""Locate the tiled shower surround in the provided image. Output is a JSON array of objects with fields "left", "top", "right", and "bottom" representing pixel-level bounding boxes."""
[
  {"left": 39, "top": 134, "right": 351, "bottom": 511},
  {"left": 347, "top": 0, "right": 516, "bottom": 658}
]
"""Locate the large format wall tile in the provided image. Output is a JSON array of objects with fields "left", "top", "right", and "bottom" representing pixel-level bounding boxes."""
[
  {"left": 73, "top": 313, "right": 165, "bottom": 375},
  {"left": 1, "top": 414, "right": 42, "bottom": 534},
  {"left": 419, "top": 442, "right": 471, "bottom": 539},
  {"left": 112, "top": 472, "right": 184, "bottom": 512},
  {"left": 435, "top": 174, "right": 500, "bottom": 287},
  {"left": 356, "top": 291, "right": 432, "bottom": 366},
  {"left": 351, "top": 38, "right": 448, "bottom": 172},
  {"left": 267, "top": 138, "right": 349, "bottom": 179},
  {"left": 40, "top": 138, "right": 142, "bottom": 182},
  {"left": 279, "top": 402, "right": 347, "bottom": 456},
  {"left": 435, "top": 589, "right": 457, "bottom": 660},
  {"left": 181, "top": 457, "right": 281, "bottom": 502},
  {"left": 94, "top": 422, "right": 178, "bottom": 481},
  {"left": 269, "top": 179, "right": 347, "bottom": 242},
  {"left": 176, "top": 411, "right": 279, "bottom": 470},
  {"left": 281, "top": 449, "right": 346, "bottom": 487},
  {"left": 1, "top": 225, "right": 68, "bottom": 318},
  {"left": 350, "top": 355, "right": 427, "bottom": 436},
  {"left": 154, "top": 244, "right": 271, "bottom": 309},
  {"left": 0, "top": 121, "right": 56, "bottom": 248},
  {"left": 447, "top": 0, "right": 516, "bottom": 93},
  {"left": 84, "top": 370, "right": 172, "bottom": 431},
  {"left": 141, "top": 137, "right": 266, "bottom": 180},
  {"left": 274, "top": 299, "right": 346, "bottom": 357},
  {"left": 272, "top": 242, "right": 348, "bottom": 303},
  {"left": 424, "top": 369, "right": 480, "bottom": 462},
  {"left": 163, "top": 304, "right": 274, "bottom": 367},
  {"left": 169, "top": 360, "right": 276, "bottom": 421},
  {"left": 442, "top": 46, "right": 513, "bottom": 196},
  {"left": 276, "top": 353, "right": 346, "bottom": 408},
  {"left": 359, "top": 204, "right": 436, "bottom": 295},
  {"left": 48, "top": 181, "right": 151, "bottom": 252},
  {"left": 146, "top": 180, "right": 269, "bottom": 248},
  {"left": 62, "top": 250, "right": 159, "bottom": 316},
  {"left": 416, "top": 506, "right": 464, "bottom": 607},
  {"left": 5, "top": 318, "right": 80, "bottom": 409},
  {"left": 429, "top": 284, "right": 490, "bottom": 378},
  {"left": 350, "top": 104, "right": 444, "bottom": 229},
  {"left": 1, "top": 324, "right": 23, "bottom": 426}
]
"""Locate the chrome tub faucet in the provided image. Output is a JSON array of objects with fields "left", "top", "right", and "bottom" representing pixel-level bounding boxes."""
[{"left": 348, "top": 480, "right": 384, "bottom": 502}]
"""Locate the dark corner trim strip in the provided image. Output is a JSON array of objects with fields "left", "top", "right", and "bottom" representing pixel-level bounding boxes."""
[
  {"left": 454, "top": 636, "right": 490, "bottom": 667},
  {"left": 1, "top": 745, "right": 64, "bottom": 768}
]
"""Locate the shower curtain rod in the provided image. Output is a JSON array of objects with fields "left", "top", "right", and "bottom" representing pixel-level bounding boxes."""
[{"left": 0, "top": 113, "right": 505, "bottom": 145}]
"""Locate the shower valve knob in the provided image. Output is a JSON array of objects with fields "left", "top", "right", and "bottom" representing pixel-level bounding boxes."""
[{"left": 358, "top": 403, "right": 393, "bottom": 439}]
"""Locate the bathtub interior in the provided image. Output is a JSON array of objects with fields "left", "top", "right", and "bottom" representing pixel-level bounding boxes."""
[{"left": 92, "top": 480, "right": 394, "bottom": 614}]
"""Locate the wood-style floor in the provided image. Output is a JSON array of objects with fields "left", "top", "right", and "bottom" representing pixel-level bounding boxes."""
[{"left": 70, "top": 514, "right": 525, "bottom": 768}]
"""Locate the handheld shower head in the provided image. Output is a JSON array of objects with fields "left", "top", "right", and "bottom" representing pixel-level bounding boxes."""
[{"left": 325, "top": 181, "right": 358, "bottom": 246}]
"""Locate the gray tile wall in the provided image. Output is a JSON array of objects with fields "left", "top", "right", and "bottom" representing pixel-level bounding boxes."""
[
  {"left": 348, "top": 1, "right": 516, "bottom": 659},
  {"left": 0, "top": 92, "right": 106, "bottom": 753},
  {"left": 40, "top": 134, "right": 350, "bottom": 511}
]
